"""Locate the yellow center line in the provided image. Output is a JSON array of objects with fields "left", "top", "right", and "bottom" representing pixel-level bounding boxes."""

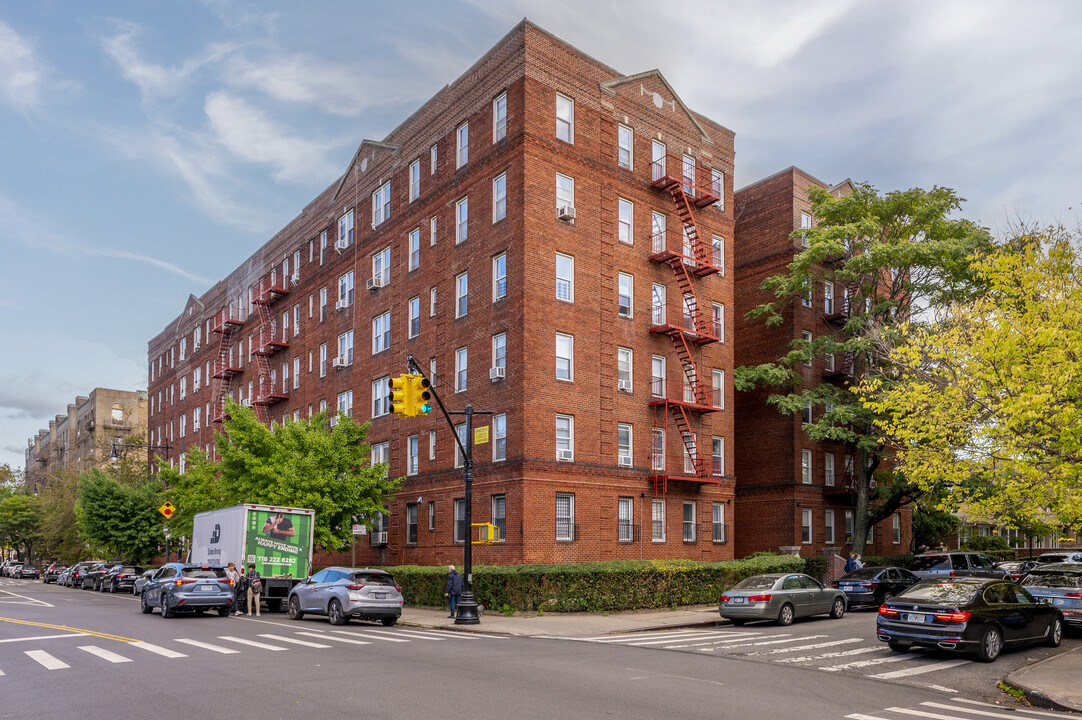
[{"left": 0, "top": 616, "right": 139, "bottom": 644}]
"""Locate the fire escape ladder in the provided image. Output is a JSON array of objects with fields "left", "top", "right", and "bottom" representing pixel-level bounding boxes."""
[
  {"left": 211, "top": 309, "right": 241, "bottom": 424},
  {"left": 669, "top": 330, "right": 708, "bottom": 406},
  {"left": 669, "top": 258, "right": 712, "bottom": 339},
  {"left": 669, "top": 404, "right": 706, "bottom": 480},
  {"left": 668, "top": 186, "right": 711, "bottom": 268}
]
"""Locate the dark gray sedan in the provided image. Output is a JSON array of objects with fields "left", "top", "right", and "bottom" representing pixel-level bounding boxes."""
[
  {"left": 288, "top": 567, "right": 403, "bottom": 626},
  {"left": 719, "top": 573, "right": 847, "bottom": 626},
  {"left": 1022, "top": 563, "right": 1082, "bottom": 629}
]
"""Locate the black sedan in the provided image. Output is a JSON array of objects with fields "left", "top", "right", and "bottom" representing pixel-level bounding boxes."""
[
  {"left": 16, "top": 566, "right": 40, "bottom": 579},
  {"left": 834, "top": 566, "right": 919, "bottom": 607},
  {"left": 876, "top": 577, "right": 1063, "bottom": 662},
  {"left": 42, "top": 563, "right": 68, "bottom": 584},
  {"left": 80, "top": 563, "right": 115, "bottom": 591},
  {"left": 996, "top": 559, "right": 1040, "bottom": 582},
  {"left": 100, "top": 565, "right": 143, "bottom": 593}
]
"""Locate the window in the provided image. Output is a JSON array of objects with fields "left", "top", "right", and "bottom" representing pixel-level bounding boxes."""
[
  {"left": 320, "top": 230, "right": 328, "bottom": 265},
  {"left": 652, "top": 427, "right": 665, "bottom": 472},
  {"left": 651, "top": 212, "right": 667, "bottom": 254},
  {"left": 618, "top": 273, "right": 633, "bottom": 317},
  {"left": 712, "top": 169, "right": 725, "bottom": 210},
  {"left": 555, "top": 333, "right": 573, "bottom": 381},
  {"left": 555, "top": 93, "right": 573, "bottom": 143},
  {"left": 824, "top": 281, "right": 834, "bottom": 315},
  {"left": 428, "top": 500, "right": 435, "bottom": 531},
  {"left": 492, "top": 333, "right": 506, "bottom": 372},
  {"left": 617, "top": 423, "right": 632, "bottom": 465},
  {"left": 713, "top": 303, "right": 725, "bottom": 342},
  {"left": 406, "top": 503, "right": 417, "bottom": 544},
  {"left": 492, "top": 173, "right": 506, "bottom": 222},
  {"left": 455, "top": 347, "right": 467, "bottom": 392},
  {"left": 818, "top": 452, "right": 834, "bottom": 489},
  {"left": 337, "top": 389, "right": 353, "bottom": 419},
  {"left": 293, "top": 356, "right": 300, "bottom": 389},
  {"left": 617, "top": 124, "right": 633, "bottom": 169},
  {"left": 408, "top": 228, "right": 420, "bottom": 270},
  {"left": 408, "top": 296, "right": 420, "bottom": 339},
  {"left": 683, "top": 501, "right": 696, "bottom": 543},
  {"left": 407, "top": 435, "right": 418, "bottom": 476},
  {"left": 193, "top": 406, "right": 201, "bottom": 432},
  {"left": 712, "top": 236, "right": 725, "bottom": 274},
  {"left": 845, "top": 510, "right": 854, "bottom": 543},
  {"left": 802, "top": 330, "right": 813, "bottom": 367},
  {"left": 555, "top": 493, "right": 575, "bottom": 541},
  {"left": 493, "top": 413, "right": 506, "bottom": 462},
  {"left": 372, "top": 182, "right": 391, "bottom": 226},
  {"left": 179, "top": 338, "right": 187, "bottom": 362},
  {"left": 651, "top": 140, "right": 666, "bottom": 181},
  {"left": 179, "top": 414, "right": 186, "bottom": 438},
  {"left": 893, "top": 513, "right": 902, "bottom": 544},
  {"left": 712, "top": 436, "right": 724, "bottom": 476},
  {"left": 430, "top": 287, "right": 437, "bottom": 317},
  {"left": 456, "top": 122, "right": 468, "bottom": 167},
  {"left": 338, "top": 272, "right": 355, "bottom": 307},
  {"left": 320, "top": 287, "right": 327, "bottom": 321},
  {"left": 713, "top": 503, "right": 726, "bottom": 543},
  {"left": 456, "top": 271, "right": 468, "bottom": 317},
  {"left": 802, "top": 509, "right": 813, "bottom": 544},
  {"left": 555, "top": 414, "right": 574, "bottom": 461},
  {"left": 556, "top": 173, "right": 574, "bottom": 211},
  {"left": 455, "top": 197, "right": 468, "bottom": 244},
  {"left": 372, "top": 311, "right": 390, "bottom": 354},
  {"left": 802, "top": 401, "right": 813, "bottom": 425},
  {"left": 618, "top": 497, "right": 634, "bottom": 542},
  {"left": 430, "top": 215, "right": 437, "bottom": 246},
  {"left": 430, "top": 144, "right": 437, "bottom": 175},
  {"left": 802, "top": 285, "right": 812, "bottom": 307},
  {"left": 491, "top": 495, "right": 506, "bottom": 542},
  {"left": 338, "top": 209, "right": 354, "bottom": 247},
  {"left": 454, "top": 423, "right": 467, "bottom": 468},
  {"left": 492, "top": 253, "right": 507, "bottom": 301},
  {"left": 652, "top": 355, "right": 666, "bottom": 398},
  {"left": 179, "top": 377, "right": 187, "bottom": 400},
  {"left": 319, "top": 343, "right": 327, "bottom": 377},
  {"left": 409, "top": 160, "right": 420, "bottom": 202},
  {"left": 801, "top": 211, "right": 812, "bottom": 229},
  {"left": 802, "top": 449, "right": 813, "bottom": 484},
  {"left": 825, "top": 509, "right": 835, "bottom": 545},
  {"left": 371, "top": 377, "right": 388, "bottom": 418},
  {"left": 652, "top": 498, "right": 665, "bottom": 541},
  {"left": 493, "top": 92, "right": 507, "bottom": 142},
  {"left": 337, "top": 330, "right": 354, "bottom": 366},
  {"left": 618, "top": 198, "right": 633, "bottom": 244},
  {"left": 293, "top": 304, "right": 301, "bottom": 336},
  {"left": 617, "top": 347, "right": 633, "bottom": 392},
  {"left": 372, "top": 247, "right": 390, "bottom": 286},
  {"left": 429, "top": 430, "right": 436, "bottom": 461},
  {"left": 712, "top": 369, "right": 724, "bottom": 409},
  {"left": 454, "top": 499, "right": 466, "bottom": 542},
  {"left": 555, "top": 253, "right": 574, "bottom": 302}
]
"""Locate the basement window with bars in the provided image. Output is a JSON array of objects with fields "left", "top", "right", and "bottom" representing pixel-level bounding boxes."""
[{"left": 555, "top": 493, "right": 575, "bottom": 541}]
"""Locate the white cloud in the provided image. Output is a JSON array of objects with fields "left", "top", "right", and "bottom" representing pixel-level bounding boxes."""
[{"left": 0, "top": 20, "right": 46, "bottom": 112}]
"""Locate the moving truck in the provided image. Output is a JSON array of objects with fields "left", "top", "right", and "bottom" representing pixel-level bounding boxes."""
[{"left": 190, "top": 504, "right": 315, "bottom": 612}]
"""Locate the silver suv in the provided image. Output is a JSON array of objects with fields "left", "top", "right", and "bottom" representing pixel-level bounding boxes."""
[
  {"left": 140, "top": 563, "right": 235, "bottom": 617},
  {"left": 287, "top": 567, "right": 403, "bottom": 626},
  {"left": 909, "top": 552, "right": 1008, "bottom": 580},
  {"left": 1037, "top": 551, "right": 1082, "bottom": 564}
]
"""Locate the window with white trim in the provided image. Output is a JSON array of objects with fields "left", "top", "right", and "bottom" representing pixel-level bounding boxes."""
[
  {"left": 617, "top": 347, "right": 632, "bottom": 391},
  {"left": 713, "top": 303, "right": 725, "bottom": 342},
  {"left": 455, "top": 347, "right": 467, "bottom": 392},
  {"left": 429, "top": 430, "right": 436, "bottom": 461},
  {"left": 455, "top": 271, "right": 468, "bottom": 318},
  {"left": 712, "top": 169, "right": 724, "bottom": 210},
  {"left": 825, "top": 509, "right": 836, "bottom": 545},
  {"left": 893, "top": 513, "right": 902, "bottom": 544},
  {"left": 617, "top": 272, "right": 634, "bottom": 317},
  {"left": 824, "top": 452, "right": 836, "bottom": 487},
  {"left": 454, "top": 498, "right": 466, "bottom": 542},
  {"left": 618, "top": 198, "right": 633, "bottom": 244},
  {"left": 406, "top": 502, "right": 417, "bottom": 544},
  {"left": 618, "top": 497, "right": 634, "bottom": 542},
  {"left": 824, "top": 281, "right": 834, "bottom": 315},
  {"left": 617, "top": 124, "right": 633, "bottom": 169},
  {"left": 492, "top": 173, "right": 506, "bottom": 222},
  {"left": 320, "top": 230, "right": 328, "bottom": 265},
  {"left": 372, "top": 182, "right": 391, "bottom": 227},
  {"left": 455, "top": 423, "right": 467, "bottom": 468},
  {"left": 456, "top": 196, "right": 468, "bottom": 243},
  {"left": 293, "top": 356, "right": 300, "bottom": 389},
  {"left": 492, "top": 333, "right": 506, "bottom": 372},
  {"left": 617, "top": 423, "right": 632, "bottom": 465},
  {"left": 492, "top": 253, "right": 507, "bottom": 301},
  {"left": 370, "top": 443, "right": 389, "bottom": 478},
  {"left": 491, "top": 495, "right": 506, "bottom": 542},
  {"left": 555, "top": 492, "right": 575, "bottom": 541},
  {"left": 493, "top": 92, "right": 507, "bottom": 142},
  {"left": 802, "top": 509, "right": 813, "bottom": 544},
  {"left": 337, "top": 330, "right": 353, "bottom": 366},
  {"left": 683, "top": 501, "right": 696, "bottom": 543},
  {"left": 712, "top": 368, "right": 724, "bottom": 409},
  {"left": 652, "top": 498, "right": 666, "bottom": 542},
  {"left": 372, "top": 311, "right": 390, "bottom": 354},
  {"left": 555, "top": 93, "right": 573, "bottom": 143},
  {"left": 408, "top": 228, "right": 420, "bottom": 271},
  {"left": 408, "top": 297, "right": 420, "bottom": 339},
  {"left": 371, "top": 377, "right": 388, "bottom": 418},
  {"left": 493, "top": 413, "right": 506, "bottom": 462},
  {"left": 555, "top": 414, "right": 574, "bottom": 461},
  {"left": 802, "top": 401, "right": 813, "bottom": 425},
  {"left": 802, "top": 449, "right": 813, "bottom": 484},
  {"left": 337, "top": 389, "right": 353, "bottom": 419},
  {"left": 320, "top": 287, "right": 327, "bottom": 321},
  {"left": 713, "top": 503, "right": 726, "bottom": 543},
  {"left": 430, "top": 144, "right": 437, "bottom": 174},
  {"left": 338, "top": 272, "right": 354, "bottom": 307},
  {"left": 409, "top": 160, "right": 420, "bottom": 202},
  {"left": 555, "top": 333, "right": 573, "bottom": 381},
  {"left": 430, "top": 287, "right": 437, "bottom": 317},
  {"left": 556, "top": 173, "right": 574, "bottom": 211},
  {"left": 319, "top": 343, "right": 327, "bottom": 377},
  {"left": 456, "top": 122, "right": 469, "bottom": 167},
  {"left": 430, "top": 215, "right": 437, "bottom": 246},
  {"left": 845, "top": 510, "right": 854, "bottom": 543},
  {"left": 712, "top": 436, "right": 724, "bottom": 477},
  {"left": 712, "top": 235, "right": 725, "bottom": 274},
  {"left": 372, "top": 247, "right": 390, "bottom": 286},
  {"left": 407, "top": 434, "right": 418, "bottom": 476},
  {"left": 193, "top": 406, "right": 201, "bottom": 432},
  {"left": 555, "top": 253, "right": 574, "bottom": 302},
  {"left": 338, "top": 209, "right": 354, "bottom": 247}
]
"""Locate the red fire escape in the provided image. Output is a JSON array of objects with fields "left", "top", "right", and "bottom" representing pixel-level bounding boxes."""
[
  {"left": 211, "top": 307, "right": 243, "bottom": 425},
  {"left": 250, "top": 272, "right": 290, "bottom": 424},
  {"left": 648, "top": 155, "right": 722, "bottom": 495}
]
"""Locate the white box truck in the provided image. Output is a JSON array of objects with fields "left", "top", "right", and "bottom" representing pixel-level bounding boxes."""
[{"left": 190, "top": 504, "right": 315, "bottom": 612}]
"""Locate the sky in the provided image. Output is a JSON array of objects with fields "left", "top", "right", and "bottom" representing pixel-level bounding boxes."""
[{"left": 2, "top": 0, "right": 1081, "bottom": 472}]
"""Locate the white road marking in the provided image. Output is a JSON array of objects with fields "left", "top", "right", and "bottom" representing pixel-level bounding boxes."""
[
  {"left": 845, "top": 715, "right": 894, "bottom": 720},
  {"left": 631, "top": 632, "right": 740, "bottom": 646},
  {"left": 0, "top": 590, "right": 53, "bottom": 608},
  {"left": 365, "top": 628, "right": 449, "bottom": 640},
  {"left": 950, "top": 698, "right": 1069, "bottom": 717},
  {"left": 715, "top": 634, "right": 828, "bottom": 650},
  {"left": 78, "top": 645, "right": 132, "bottom": 664},
  {"left": 662, "top": 634, "right": 768, "bottom": 649},
  {"left": 821, "top": 652, "right": 919, "bottom": 671},
  {"left": 868, "top": 660, "right": 971, "bottom": 679},
  {"left": 776, "top": 646, "right": 882, "bottom": 663},
  {"left": 0, "top": 633, "right": 89, "bottom": 644},
  {"left": 918, "top": 701, "right": 1058, "bottom": 719},
  {"left": 130, "top": 641, "right": 188, "bottom": 658},
  {"left": 331, "top": 630, "right": 410, "bottom": 643},
  {"left": 257, "top": 634, "right": 331, "bottom": 648},
  {"left": 886, "top": 706, "right": 1013, "bottom": 720},
  {"left": 25, "top": 650, "right": 69, "bottom": 670},
  {"left": 174, "top": 638, "right": 240, "bottom": 654},
  {"left": 591, "top": 629, "right": 723, "bottom": 642},
  {"left": 748, "top": 638, "right": 862, "bottom": 655},
  {"left": 298, "top": 631, "right": 370, "bottom": 645},
  {"left": 217, "top": 636, "right": 287, "bottom": 651}
]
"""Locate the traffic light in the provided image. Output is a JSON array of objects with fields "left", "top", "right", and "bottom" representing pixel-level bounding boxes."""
[
  {"left": 389, "top": 375, "right": 412, "bottom": 416},
  {"left": 411, "top": 375, "right": 432, "bottom": 415}
]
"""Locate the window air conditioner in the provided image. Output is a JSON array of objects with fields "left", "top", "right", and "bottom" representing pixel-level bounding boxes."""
[
  {"left": 241, "top": 398, "right": 252, "bottom": 407},
  {"left": 332, "top": 356, "right": 349, "bottom": 369},
  {"left": 557, "top": 449, "right": 574, "bottom": 462},
  {"left": 335, "top": 238, "right": 348, "bottom": 253},
  {"left": 366, "top": 276, "right": 384, "bottom": 291},
  {"left": 290, "top": 272, "right": 300, "bottom": 286},
  {"left": 489, "top": 366, "right": 506, "bottom": 381},
  {"left": 617, "top": 379, "right": 632, "bottom": 393},
  {"left": 618, "top": 456, "right": 633, "bottom": 467},
  {"left": 336, "top": 299, "right": 348, "bottom": 311},
  {"left": 557, "top": 205, "right": 576, "bottom": 222},
  {"left": 370, "top": 531, "right": 388, "bottom": 546}
]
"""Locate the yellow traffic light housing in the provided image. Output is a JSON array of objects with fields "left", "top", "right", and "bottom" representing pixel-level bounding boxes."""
[
  {"left": 389, "top": 375, "right": 412, "bottom": 416},
  {"left": 412, "top": 375, "right": 432, "bottom": 415}
]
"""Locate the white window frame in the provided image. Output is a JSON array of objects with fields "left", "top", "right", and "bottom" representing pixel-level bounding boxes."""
[
  {"left": 555, "top": 414, "right": 574, "bottom": 461},
  {"left": 456, "top": 122, "right": 468, "bottom": 168},
  {"left": 618, "top": 272, "right": 634, "bottom": 318},
  {"left": 454, "top": 498, "right": 466, "bottom": 542},
  {"left": 492, "top": 173, "right": 506, "bottom": 222},
  {"left": 407, "top": 434, "right": 418, "bottom": 476},
  {"left": 493, "top": 413, "right": 506, "bottom": 462},
  {"left": 555, "top": 93, "right": 573, "bottom": 144},
  {"left": 372, "top": 247, "right": 390, "bottom": 286},
  {"left": 652, "top": 498, "right": 666, "bottom": 542},
  {"left": 408, "top": 297, "right": 420, "bottom": 339},
  {"left": 555, "top": 253, "right": 574, "bottom": 303},
  {"left": 491, "top": 494, "right": 506, "bottom": 542},
  {"left": 430, "top": 144, "right": 438, "bottom": 175},
  {"left": 825, "top": 509, "right": 836, "bottom": 545},
  {"left": 455, "top": 346, "right": 468, "bottom": 392},
  {"left": 555, "top": 492, "right": 575, "bottom": 541},
  {"left": 824, "top": 281, "right": 834, "bottom": 315},
  {"left": 683, "top": 501, "right": 696, "bottom": 543},
  {"left": 617, "top": 422, "right": 632, "bottom": 465},
  {"left": 801, "top": 449, "right": 813, "bottom": 484},
  {"left": 372, "top": 311, "right": 390, "bottom": 354},
  {"left": 455, "top": 271, "right": 468, "bottom": 318},
  {"left": 337, "top": 389, "right": 353, "bottom": 419},
  {"left": 824, "top": 452, "right": 836, "bottom": 487},
  {"left": 802, "top": 509, "right": 813, "bottom": 544},
  {"left": 617, "top": 123, "right": 633, "bottom": 170},
  {"left": 371, "top": 377, "right": 388, "bottom": 418},
  {"left": 712, "top": 169, "right": 725, "bottom": 210},
  {"left": 492, "top": 253, "right": 507, "bottom": 301},
  {"left": 893, "top": 513, "right": 902, "bottom": 544},
  {"left": 556, "top": 173, "right": 574, "bottom": 211},
  {"left": 618, "top": 198, "right": 633, "bottom": 244},
  {"left": 617, "top": 347, "right": 632, "bottom": 391},
  {"left": 337, "top": 330, "right": 354, "bottom": 366},
  {"left": 555, "top": 333, "right": 573, "bottom": 382},
  {"left": 456, "top": 196, "right": 468, "bottom": 244},
  {"left": 618, "top": 497, "right": 634, "bottom": 542},
  {"left": 493, "top": 92, "right": 507, "bottom": 143},
  {"left": 712, "top": 436, "right": 725, "bottom": 477},
  {"left": 338, "top": 272, "right": 354, "bottom": 307},
  {"left": 492, "top": 332, "right": 506, "bottom": 371},
  {"left": 372, "top": 182, "right": 391, "bottom": 227},
  {"left": 408, "top": 228, "right": 420, "bottom": 271},
  {"left": 409, "top": 160, "right": 420, "bottom": 202},
  {"left": 712, "top": 369, "right": 724, "bottom": 409},
  {"left": 713, "top": 503, "right": 726, "bottom": 543},
  {"left": 338, "top": 209, "right": 355, "bottom": 248}
]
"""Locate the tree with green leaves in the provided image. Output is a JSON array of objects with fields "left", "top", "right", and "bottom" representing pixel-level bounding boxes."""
[
  {"left": 735, "top": 182, "right": 994, "bottom": 555},
  {"left": 159, "top": 400, "right": 401, "bottom": 552},
  {"left": 75, "top": 468, "right": 164, "bottom": 563},
  {"left": 35, "top": 467, "right": 85, "bottom": 562},
  {"left": 0, "top": 493, "right": 43, "bottom": 563}
]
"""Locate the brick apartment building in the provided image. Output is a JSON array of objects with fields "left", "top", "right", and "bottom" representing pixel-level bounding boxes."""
[
  {"left": 733, "top": 167, "right": 911, "bottom": 559},
  {"left": 148, "top": 20, "right": 737, "bottom": 566},
  {"left": 24, "top": 388, "right": 148, "bottom": 492}
]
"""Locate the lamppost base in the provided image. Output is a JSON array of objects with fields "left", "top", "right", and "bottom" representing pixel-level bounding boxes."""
[{"left": 454, "top": 592, "right": 481, "bottom": 624}]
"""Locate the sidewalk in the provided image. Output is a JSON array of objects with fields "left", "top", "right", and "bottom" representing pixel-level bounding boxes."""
[{"left": 403, "top": 605, "right": 1082, "bottom": 713}]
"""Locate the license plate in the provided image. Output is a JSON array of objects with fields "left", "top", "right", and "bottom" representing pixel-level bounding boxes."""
[
  {"left": 732, "top": 597, "right": 744, "bottom": 604},
  {"left": 196, "top": 584, "right": 217, "bottom": 593},
  {"left": 903, "top": 612, "right": 926, "bottom": 623},
  {"left": 373, "top": 592, "right": 386, "bottom": 599}
]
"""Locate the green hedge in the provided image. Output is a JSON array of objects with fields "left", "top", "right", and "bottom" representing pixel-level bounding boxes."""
[
  {"left": 862, "top": 553, "right": 914, "bottom": 568},
  {"left": 379, "top": 555, "right": 805, "bottom": 613}
]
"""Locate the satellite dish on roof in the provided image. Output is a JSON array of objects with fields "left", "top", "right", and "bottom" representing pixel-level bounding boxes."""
[
  {"left": 652, "top": 92, "right": 664, "bottom": 109},
  {"left": 360, "top": 157, "right": 369, "bottom": 172}
]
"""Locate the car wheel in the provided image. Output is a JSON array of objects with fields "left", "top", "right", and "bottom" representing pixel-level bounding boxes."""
[
  {"left": 776, "top": 603, "right": 795, "bottom": 626},
  {"left": 288, "top": 596, "right": 304, "bottom": 621},
  {"left": 729, "top": 618, "right": 747, "bottom": 626},
  {"left": 829, "top": 597, "right": 846, "bottom": 619},
  {"left": 1046, "top": 617, "right": 1063, "bottom": 648},
  {"left": 327, "top": 599, "right": 347, "bottom": 626},
  {"left": 381, "top": 617, "right": 398, "bottom": 627},
  {"left": 140, "top": 593, "right": 153, "bottom": 614},
  {"left": 888, "top": 641, "right": 910, "bottom": 653},
  {"left": 975, "top": 627, "right": 1002, "bottom": 662},
  {"left": 160, "top": 597, "right": 174, "bottom": 619}
]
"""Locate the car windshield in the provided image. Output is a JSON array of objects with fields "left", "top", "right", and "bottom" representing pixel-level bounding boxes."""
[
  {"left": 118, "top": 567, "right": 140, "bottom": 574},
  {"left": 896, "top": 582, "right": 980, "bottom": 605},
  {"left": 732, "top": 575, "right": 778, "bottom": 590},
  {"left": 1039, "top": 555, "right": 1068, "bottom": 563},
  {"left": 909, "top": 555, "right": 950, "bottom": 572},
  {"left": 997, "top": 562, "right": 1024, "bottom": 570},
  {"left": 1024, "top": 572, "right": 1082, "bottom": 589},
  {"left": 353, "top": 572, "right": 396, "bottom": 586},
  {"left": 841, "top": 568, "right": 882, "bottom": 580},
  {"left": 181, "top": 567, "right": 227, "bottom": 579}
]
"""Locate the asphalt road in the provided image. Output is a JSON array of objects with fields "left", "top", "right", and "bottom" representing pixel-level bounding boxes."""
[{"left": 0, "top": 579, "right": 1076, "bottom": 720}]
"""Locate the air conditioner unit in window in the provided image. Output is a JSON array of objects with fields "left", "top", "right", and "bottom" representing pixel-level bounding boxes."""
[
  {"left": 335, "top": 299, "right": 348, "bottom": 311},
  {"left": 618, "top": 456, "right": 633, "bottom": 467},
  {"left": 489, "top": 366, "right": 506, "bottom": 381},
  {"left": 557, "top": 205, "right": 576, "bottom": 222},
  {"left": 193, "top": 383, "right": 200, "bottom": 392},
  {"left": 332, "top": 356, "right": 349, "bottom": 369},
  {"left": 370, "top": 531, "right": 388, "bottom": 546},
  {"left": 241, "top": 398, "right": 252, "bottom": 407},
  {"left": 290, "top": 272, "right": 300, "bottom": 286},
  {"left": 334, "top": 239, "right": 348, "bottom": 253},
  {"left": 366, "top": 276, "right": 384, "bottom": 291},
  {"left": 617, "top": 379, "right": 632, "bottom": 393},
  {"left": 557, "top": 449, "right": 574, "bottom": 462}
]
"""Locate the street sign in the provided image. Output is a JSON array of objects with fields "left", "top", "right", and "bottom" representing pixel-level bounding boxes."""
[
  {"left": 352, "top": 524, "right": 367, "bottom": 536},
  {"left": 474, "top": 426, "right": 489, "bottom": 445},
  {"left": 158, "top": 501, "right": 176, "bottom": 519}
]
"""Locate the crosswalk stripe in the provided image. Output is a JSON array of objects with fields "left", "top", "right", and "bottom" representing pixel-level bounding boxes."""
[
  {"left": 218, "top": 636, "right": 287, "bottom": 651},
  {"left": 950, "top": 698, "right": 1068, "bottom": 718},
  {"left": 663, "top": 633, "right": 768, "bottom": 649},
  {"left": 886, "top": 707, "right": 984, "bottom": 720},
  {"left": 391, "top": 628, "right": 486, "bottom": 640},
  {"left": 368, "top": 628, "right": 448, "bottom": 640},
  {"left": 715, "top": 634, "right": 827, "bottom": 650},
  {"left": 630, "top": 633, "right": 738, "bottom": 646},
  {"left": 591, "top": 629, "right": 721, "bottom": 642},
  {"left": 78, "top": 645, "right": 132, "bottom": 663},
  {"left": 748, "top": 638, "right": 862, "bottom": 655},
  {"left": 257, "top": 634, "right": 331, "bottom": 648},
  {"left": 25, "top": 650, "right": 68, "bottom": 670},
  {"left": 822, "top": 653, "right": 919, "bottom": 671},
  {"left": 174, "top": 638, "right": 240, "bottom": 654},
  {"left": 919, "top": 701, "right": 1047, "bottom": 719},
  {"left": 776, "top": 646, "right": 881, "bottom": 663},
  {"left": 869, "top": 660, "right": 971, "bottom": 680},
  {"left": 130, "top": 641, "right": 187, "bottom": 658},
  {"left": 298, "top": 631, "right": 370, "bottom": 645},
  {"left": 331, "top": 630, "right": 410, "bottom": 643},
  {"left": 845, "top": 715, "right": 894, "bottom": 720}
]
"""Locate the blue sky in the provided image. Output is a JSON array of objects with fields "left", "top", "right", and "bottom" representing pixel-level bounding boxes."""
[{"left": 2, "top": 0, "right": 1080, "bottom": 471}]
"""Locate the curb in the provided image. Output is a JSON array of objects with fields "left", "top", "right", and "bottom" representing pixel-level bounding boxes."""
[{"left": 1003, "top": 645, "right": 1082, "bottom": 714}]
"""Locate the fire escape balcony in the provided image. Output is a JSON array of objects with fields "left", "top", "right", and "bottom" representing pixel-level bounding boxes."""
[
  {"left": 649, "top": 303, "right": 720, "bottom": 345},
  {"left": 211, "top": 358, "right": 243, "bottom": 379},
  {"left": 252, "top": 380, "right": 288, "bottom": 407},
  {"left": 648, "top": 378, "right": 720, "bottom": 414},
  {"left": 648, "top": 229, "right": 723, "bottom": 277},
  {"left": 649, "top": 157, "right": 720, "bottom": 209},
  {"left": 822, "top": 352, "right": 855, "bottom": 381},
  {"left": 212, "top": 307, "right": 244, "bottom": 334}
]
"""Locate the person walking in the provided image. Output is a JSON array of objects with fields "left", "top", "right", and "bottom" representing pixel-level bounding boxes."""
[
  {"left": 225, "top": 562, "right": 242, "bottom": 615},
  {"left": 245, "top": 563, "right": 262, "bottom": 616},
  {"left": 853, "top": 553, "right": 864, "bottom": 570},
  {"left": 844, "top": 552, "right": 857, "bottom": 573},
  {"left": 444, "top": 564, "right": 463, "bottom": 619}
]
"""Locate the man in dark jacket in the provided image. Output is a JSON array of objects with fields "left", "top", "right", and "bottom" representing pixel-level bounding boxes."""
[
  {"left": 445, "top": 564, "right": 463, "bottom": 618},
  {"left": 844, "top": 552, "right": 857, "bottom": 573}
]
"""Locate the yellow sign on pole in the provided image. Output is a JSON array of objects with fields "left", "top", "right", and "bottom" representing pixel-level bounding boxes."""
[
  {"left": 473, "top": 426, "right": 489, "bottom": 445},
  {"left": 158, "top": 501, "right": 176, "bottom": 519}
]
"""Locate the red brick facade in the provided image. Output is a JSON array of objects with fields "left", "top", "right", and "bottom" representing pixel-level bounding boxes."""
[{"left": 148, "top": 21, "right": 737, "bottom": 566}]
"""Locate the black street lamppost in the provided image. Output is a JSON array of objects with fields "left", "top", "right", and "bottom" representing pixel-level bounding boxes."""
[{"left": 110, "top": 440, "right": 174, "bottom": 560}]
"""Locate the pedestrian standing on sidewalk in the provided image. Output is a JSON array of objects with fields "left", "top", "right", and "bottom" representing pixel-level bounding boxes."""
[
  {"left": 844, "top": 552, "right": 857, "bottom": 573},
  {"left": 854, "top": 553, "right": 864, "bottom": 570},
  {"left": 245, "top": 563, "right": 262, "bottom": 616},
  {"left": 445, "top": 564, "right": 463, "bottom": 618},
  {"left": 225, "top": 562, "right": 241, "bottom": 614}
]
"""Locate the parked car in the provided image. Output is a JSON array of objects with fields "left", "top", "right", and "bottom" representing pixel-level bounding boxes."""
[
  {"left": 80, "top": 563, "right": 115, "bottom": 591},
  {"left": 1021, "top": 563, "right": 1082, "bottom": 629},
  {"left": 834, "top": 566, "right": 920, "bottom": 607},
  {"left": 876, "top": 577, "right": 1063, "bottom": 662},
  {"left": 100, "top": 565, "right": 143, "bottom": 593},
  {"left": 42, "top": 563, "right": 68, "bottom": 584},
  {"left": 719, "top": 573, "right": 847, "bottom": 626},
  {"left": 140, "top": 563, "right": 234, "bottom": 617},
  {"left": 132, "top": 568, "right": 157, "bottom": 596},
  {"left": 1036, "top": 551, "right": 1082, "bottom": 565},
  {"left": 2, "top": 562, "right": 23, "bottom": 578},
  {"left": 56, "top": 567, "right": 72, "bottom": 586},
  {"left": 995, "top": 559, "right": 1040, "bottom": 581},
  {"left": 908, "top": 552, "right": 1008, "bottom": 581},
  {"left": 16, "top": 565, "right": 40, "bottom": 579},
  {"left": 287, "top": 567, "right": 403, "bottom": 626},
  {"left": 68, "top": 561, "right": 105, "bottom": 589}
]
